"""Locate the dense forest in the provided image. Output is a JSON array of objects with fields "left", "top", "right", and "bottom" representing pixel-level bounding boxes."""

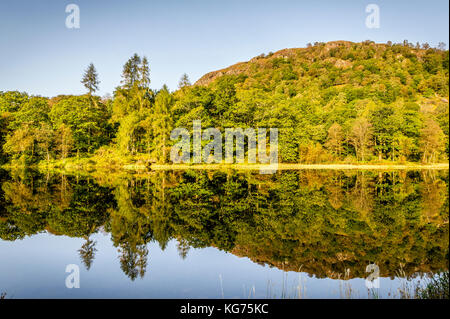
[
  {"left": 0, "top": 169, "right": 448, "bottom": 280},
  {"left": 0, "top": 40, "right": 449, "bottom": 167}
]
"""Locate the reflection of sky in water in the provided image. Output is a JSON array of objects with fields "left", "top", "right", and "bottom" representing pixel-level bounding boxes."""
[{"left": 0, "top": 232, "right": 420, "bottom": 299}]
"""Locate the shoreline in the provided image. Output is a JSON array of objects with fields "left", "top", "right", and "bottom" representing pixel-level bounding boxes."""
[
  {"left": 2, "top": 162, "right": 449, "bottom": 171},
  {"left": 149, "top": 163, "right": 450, "bottom": 171}
]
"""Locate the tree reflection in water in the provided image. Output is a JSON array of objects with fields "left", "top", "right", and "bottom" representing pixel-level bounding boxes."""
[{"left": 0, "top": 168, "right": 448, "bottom": 281}]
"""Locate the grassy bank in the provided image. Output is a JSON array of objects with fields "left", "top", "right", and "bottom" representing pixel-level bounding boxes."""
[
  {"left": 150, "top": 163, "right": 449, "bottom": 171},
  {"left": 2, "top": 155, "right": 448, "bottom": 173}
]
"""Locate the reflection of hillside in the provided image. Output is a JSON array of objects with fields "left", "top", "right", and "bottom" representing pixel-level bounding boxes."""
[
  {"left": 0, "top": 169, "right": 448, "bottom": 280},
  {"left": 231, "top": 222, "right": 449, "bottom": 279}
]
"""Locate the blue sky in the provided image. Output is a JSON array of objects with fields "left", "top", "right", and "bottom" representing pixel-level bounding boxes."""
[{"left": 0, "top": 0, "right": 448, "bottom": 97}]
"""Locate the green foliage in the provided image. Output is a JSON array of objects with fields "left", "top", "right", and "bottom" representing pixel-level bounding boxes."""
[
  {"left": 0, "top": 42, "right": 448, "bottom": 165},
  {"left": 50, "top": 95, "right": 111, "bottom": 154},
  {"left": 0, "top": 91, "right": 28, "bottom": 113},
  {"left": 11, "top": 96, "right": 50, "bottom": 129},
  {"left": 0, "top": 113, "right": 12, "bottom": 163},
  {"left": 151, "top": 85, "right": 173, "bottom": 162},
  {"left": 173, "top": 41, "right": 449, "bottom": 163}
]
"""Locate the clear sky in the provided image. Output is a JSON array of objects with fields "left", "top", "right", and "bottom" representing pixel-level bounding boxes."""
[{"left": 0, "top": 0, "right": 448, "bottom": 97}]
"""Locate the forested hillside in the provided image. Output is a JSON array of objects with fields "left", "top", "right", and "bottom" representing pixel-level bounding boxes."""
[{"left": 0, "top": 40, "right": 449, "bottom": 166}]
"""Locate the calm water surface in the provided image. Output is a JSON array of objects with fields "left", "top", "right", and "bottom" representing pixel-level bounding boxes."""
[{"left": 0, "top": 169, "right": 448, "bottom": 298}]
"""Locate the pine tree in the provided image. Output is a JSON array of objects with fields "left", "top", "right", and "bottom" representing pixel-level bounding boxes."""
[
  {"left": 178, "top": 73, "right": 191, "bottom": 89},
  {"left": 81, "top": 63, "right": 101, "bottom": 148},
  {"left": 121, "top": 54, "right": 141, "bottom": 88},
  {"left": 140, "top": 57, "right": 150, "bottom": 88},
  {"left": 81, "top": 63, "right": 100, "bottom": 95},
  {"left": 138, "top": 56, "right": 151, "bottom": 111}
]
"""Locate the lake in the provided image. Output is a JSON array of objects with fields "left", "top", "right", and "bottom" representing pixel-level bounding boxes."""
[{"left": 0, "top": 168, "right": 448, "bottom": 298}]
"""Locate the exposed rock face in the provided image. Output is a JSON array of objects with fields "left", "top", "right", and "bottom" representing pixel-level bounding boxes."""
[
  {"left": 194, "top": 48, "right": 306, "bottom": 86},
  {"left": 194, "top": 41, "right": 359, "bottom": 86},
  {"left": 195, "top": 62, "right": 248, "bottom": 86},
  {"left": 333, "top": 58, "right": 353, "bottom": 69}
]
